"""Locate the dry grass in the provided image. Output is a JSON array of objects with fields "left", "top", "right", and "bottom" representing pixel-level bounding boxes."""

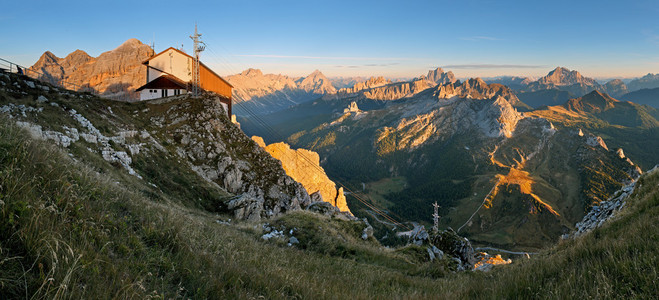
[{"left": 0, "top": 115, "right": 657, "bottom": 299}]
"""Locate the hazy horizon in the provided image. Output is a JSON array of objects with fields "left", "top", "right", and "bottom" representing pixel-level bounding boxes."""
[{"left": 2, "top": 0, "right": 658, "bottom": 79}]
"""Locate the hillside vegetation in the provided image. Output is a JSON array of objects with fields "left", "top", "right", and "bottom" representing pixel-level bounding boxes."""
[{"left": 1, "top": 84, "right": 658, "bottom": 299}]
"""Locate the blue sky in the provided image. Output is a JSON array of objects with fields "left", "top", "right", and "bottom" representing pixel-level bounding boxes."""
[{"left": 1, "top": 0, "right": 658, "bottom": 79}]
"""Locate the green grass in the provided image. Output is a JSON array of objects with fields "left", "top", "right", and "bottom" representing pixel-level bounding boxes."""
[
  {"left": 0, "top": 117, "right": 457, "bottom": 299},
  {"left": 1, "top": 87, "right": 658, "bottom": 298}
]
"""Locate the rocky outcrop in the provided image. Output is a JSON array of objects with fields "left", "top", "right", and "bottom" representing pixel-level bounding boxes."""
[
  {"left": 343, "top": 101, "right": 360, "bottom": 114},
  {"left": 159, "top": 96, "right": 312, "bottom": 220},
  {"left": 433, "top": 78, "right": 519, "bottom": 101},
  {"left": 337, "top": 76, "right": 391, "bottom": 95},
  {"left": 566, "top": 165, "right": 657, "bottom": 239},
  {"left": 28, "top": 38, "right": 154, "bottom": 100},
  {"left": 251, "top": 136, "right": 351, "bottom": 214},
  {"left": 362, "top": 78, "right": 435, "bottom": 100},
  {"left": 425, "top": 68, "right": 457, "bottom": 85}
]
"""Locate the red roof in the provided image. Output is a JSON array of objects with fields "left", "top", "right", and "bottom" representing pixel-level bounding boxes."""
[
  {"left": 142, "top": 47, "right": 233, "bottom": 88},
  {"left": 135, "top": 74, "right": 188, "bottom": 91}
]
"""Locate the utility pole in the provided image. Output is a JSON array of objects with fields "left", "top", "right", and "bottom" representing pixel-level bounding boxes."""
[
  {"left": 190, "top": 24, "right": 205, "bottom": 97},
  {"left": 432, "top": 202, "right": 440, "bottom": 233}
]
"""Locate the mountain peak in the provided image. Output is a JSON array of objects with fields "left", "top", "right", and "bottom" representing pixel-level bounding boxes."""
[
  {"left": 42, "top": 50, "right": 58, "bottom": 59},
  {"left": 113, "top": 38, "right": 146, "bottom": 52},
  {"left": 537, "top": 66, "right": 597, "bottom": 87},
  {"left": 240, "top": 68, "right": 264, "bottom": 77},
  {"left": 426, "top": 67, "right": 457, "bottom": 84},
  {"left": 121, "top": 38, "right": 143, "bottom": 46},
  {"left": 550, "top": 66, "right": 569, "bottom": 73},
  {"left": 296, "top": 70, "right": 336, "bottom": 94},
  {"left": 565, "top": 90, "right": 618, "bottom": 113},
  {"left": 64, "top": 49, "right": 91, "bottom": 60},
  {"left": 32, "top": 51, "right": 61, "bottom": 68},
  {"left": 308, "top": 69, "right": 324, "bottom": 77}
]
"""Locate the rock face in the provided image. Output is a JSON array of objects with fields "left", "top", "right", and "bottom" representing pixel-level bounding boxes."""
[
  {"left": 425, "top": 68, "right": 457, "bottom": 85},
  {"left": 251, "top": 136, "right": 351, "bottom": 214},
  {"left": 344, "top": 101, "right": 361, "bottom": 114},
  {"left": 338, "top": 76, "right": 391, "bottom": 95},
  {"left": 361, "top": 78, "right": 436, "bottom": 100},
  {"left": 28, "top": 39, "right": 154, "bottom": 100},
  {"left": 566, "top": 165, "right": 658, "bottom": 239}
]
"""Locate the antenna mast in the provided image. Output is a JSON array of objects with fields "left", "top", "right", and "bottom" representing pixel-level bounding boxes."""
[
  {"left": 190, "top": 24, "right": 205, "bottom": 97},
  {"left": 432, "top": 202, "right": 440, "bottom": 233}
]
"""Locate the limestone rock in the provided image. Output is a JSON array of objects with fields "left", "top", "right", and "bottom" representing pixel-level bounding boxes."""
[
  {"left": 28, "top": 38, "right": 154, "bottom": 100},
  {"left": 252, "top": 136, "right": 352, "bottom": 214},
  {"left": 566, "top": 166, "right": 650, "bottom": 239},
  {"left": 343, "top": 101, "right": 361, "bottom": 114},
  {"left": 361, "top": 218, "right": 374, "bottom": 240},
  {"left": 362, "top": 78, "right": 435, "bottom": 100},
  {"left": 425, "top": 68, "right": 457, "bottom": 85},
  {"left": 307, "top": 201, "right": 339, "bottom": 215},
  {"left": 430, "top": 228, "right": 477, "bottom": 267},
  {"left": 338, "top": 76, "right": 391, "bottom": 95}
]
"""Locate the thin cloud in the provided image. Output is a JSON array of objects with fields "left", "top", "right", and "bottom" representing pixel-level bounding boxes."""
[
  {"left": 460, "top": 36, "right": 503, "bottom": 41},
  {"left": 441, "top": 64, "right": 546, "bottom": 69},
  {"left": 237, "top": 54, "right": 410, "bottom": 61},
  {"left": 364, "top": 63, "right": 399, "bottom": 67},
  {"left": 335, "top": 63, "right": 400, "bottom": 68}
]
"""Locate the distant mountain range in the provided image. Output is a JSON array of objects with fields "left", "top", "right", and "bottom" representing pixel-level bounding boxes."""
[
  {"left": 248, "top": 78, "right": 652, "bottom": 250},
  {"left": 484, "top": 67, "right": 659, "bottom": 109},
  {"left": 225, "top": 68, "right": 336, "bottom": 115}
]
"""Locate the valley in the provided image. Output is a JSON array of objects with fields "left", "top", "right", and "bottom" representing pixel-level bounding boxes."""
[{"left": 240, "top": 68, "right": 656, "bottom": 251}]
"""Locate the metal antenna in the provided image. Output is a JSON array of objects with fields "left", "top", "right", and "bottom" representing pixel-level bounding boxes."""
[
  {"left": 432, "top": 202, "right": 440, "bottom": 233},
  {"left": 190, "top": 23, "right": 205, "bottom": 97}
]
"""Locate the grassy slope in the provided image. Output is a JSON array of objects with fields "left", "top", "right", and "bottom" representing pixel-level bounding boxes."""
[{"left": 1, "top": 105, "right": 658, "bottom": 298}]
